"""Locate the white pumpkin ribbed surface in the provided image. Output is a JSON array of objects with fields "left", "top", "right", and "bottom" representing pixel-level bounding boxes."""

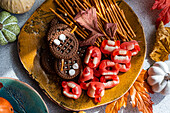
[{"left": 147, "top": 60, "right": 170, "bottom": 95}]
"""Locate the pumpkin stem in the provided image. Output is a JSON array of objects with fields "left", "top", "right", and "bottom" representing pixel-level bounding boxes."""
[
  {"left": 0, "top": 23, "right": 3, "bottom": 30},
  {"left": 165, "top": 73, "right": 170, "bottom": 80}
]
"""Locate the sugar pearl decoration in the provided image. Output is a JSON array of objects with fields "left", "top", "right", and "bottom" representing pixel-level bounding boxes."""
[
  {"left": 59, "top": 34, "right": 66, "bottom": 41},
  {"left": 69, "top": 69, "right": 75, "bottom": 76},
  {"left": 73, "top": 63, "right": 79, "bottom": 69},
  {"left": 54, "top": 39, "right": 60, "bottom": 45}
]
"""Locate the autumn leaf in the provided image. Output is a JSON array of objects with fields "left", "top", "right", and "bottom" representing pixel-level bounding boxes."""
[
  {"left": 151, "top": 0, "right": 170, "bottom": 27},
  {"left": 129, "top": 69, "right": 154, "bottom": 113},
  {"left": 105, "top": 69, "right": 154, "bottom": 113},
  {"left": 105, "top": 23, "right": 117, "bottom": 40},
  {"left": 74, "top": 7, "right": 117, "bottom": 46},
  {"left": 150, "top": 21, "right": 170, "bottom": 61},
  {"left": 74, "top": 7, "right": 104, "bottom": 46},
  {"left": 105, "top": 92, "right": 129, "bottom": 113}
]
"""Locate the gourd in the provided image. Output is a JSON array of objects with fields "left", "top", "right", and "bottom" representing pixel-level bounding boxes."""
[
  {"left": 0, "top": 0, "right": 35, "bottom": 14},
  {"left": 0, "top": 11, "right": 20, "bottom": 45},
  {"left": 147, "top": 60, "right": 170, "bottom": 95}
]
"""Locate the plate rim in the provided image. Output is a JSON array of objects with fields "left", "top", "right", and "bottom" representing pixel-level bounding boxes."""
[
  {"left": 0, "top": 77, "right": 49, "bottom": 113},
  {"left": 17, "top": 0, "right": 147, "bottom": 111}
]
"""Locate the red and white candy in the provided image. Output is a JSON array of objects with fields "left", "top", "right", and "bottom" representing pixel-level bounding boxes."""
[
  {"left": 99, "top": 60, "right": 119, "bottom": 76},
  {"left": 79, "top": 67, "right": 99, "bottom": 90},
  {"left": 62, "top": 81, "right": 82, "bottom": 99},
  {"left": 120, "top": 40, "right": 140, "bottom": 56},
  {"left": 100, "top": 40, "right": 120, "bottom": 54},
  {"left": 118, "top": 62, "right": 131, "bottom": 72},
  {"left": 87, "top": 82, "right": 105, "bottom": 102},
  {"left": 100, "top": 75, "right": 119, "bottom": 89},
  {"left": 84, "top": 46, "right": 101, "bottom": 68},
  {"left": 111, "top": 49, "right": 132, "bottom": 64}
]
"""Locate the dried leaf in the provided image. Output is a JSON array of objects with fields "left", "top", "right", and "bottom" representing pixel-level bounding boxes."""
[
  {"left": 105, "top": 92, "right": 129, "bottom": 113},
  {"left": 104, "top": 23, "right": 117, "bottom": 39},
  {"left": 129, "top": 69, "right": 154, "bottom": 113},
  {"left": 151, "top": 0, "right": 170, "bottom": 27},
  {"left": 74, "top": 7, "right": 117, "bottom": 46},
  {"left": 74, "top": 7, "right": 104, "bottom": 46},
  {"left": 106, "top": 69, "right": 154, "bottom": 113},
  {"left": 150, "top": 21, "right": 170, "bottom": 61}
]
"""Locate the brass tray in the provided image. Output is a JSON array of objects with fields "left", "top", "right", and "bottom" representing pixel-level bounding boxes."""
[{"left": 18, "top": 0, "right": 146, "bottom": 111}]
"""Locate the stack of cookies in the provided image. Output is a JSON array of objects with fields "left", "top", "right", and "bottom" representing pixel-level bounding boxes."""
[{"left": 40, "top": 18, "right": 84, "bottom": 79}]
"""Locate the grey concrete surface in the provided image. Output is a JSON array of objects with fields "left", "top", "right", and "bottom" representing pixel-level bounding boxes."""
[{"left": 0, "top": 0, "right": 170, "bottom": 113}]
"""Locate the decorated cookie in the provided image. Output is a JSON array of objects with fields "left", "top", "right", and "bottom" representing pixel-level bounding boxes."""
[
  {"left": 48, "top": 23, "right": 71, "bottom": 42},
  {"left": 50, "top": 15, "right": 67, "bottom": 27},
  {"left": 49, "top": 30, "right": 79, "bottom": 59},
  {"left": 40, "top": 49, "right": 56, "bottom": 74},
  {"left": 50, "top": 18, "right": 59, "bottom": 27},
  {"left": 55, "top": 54, "right": 81, "bottom": 79}
]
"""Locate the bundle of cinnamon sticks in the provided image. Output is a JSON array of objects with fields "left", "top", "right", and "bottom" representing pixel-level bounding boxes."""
[{"left": 50, "top": 0, "right": 136, "bottom": 47}]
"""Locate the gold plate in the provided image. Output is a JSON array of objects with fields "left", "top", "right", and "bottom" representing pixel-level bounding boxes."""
[{"left": 18, "top": 0, "right": 146, "bottom": 111}]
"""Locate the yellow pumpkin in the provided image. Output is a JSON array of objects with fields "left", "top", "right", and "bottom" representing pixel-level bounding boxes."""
[{"left": 0, "top": 0, "right": 36, "bottom": 14}]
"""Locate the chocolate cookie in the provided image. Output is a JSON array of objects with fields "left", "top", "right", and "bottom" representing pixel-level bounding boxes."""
[
  {"left": 40, "top": 49, "right": 56, "bottom": 74},
  {"left": 50, "top": 15, "right": 67, "bottom": 27},
  {"left": 50, "top": 18, "right": 59, "bottom": 27},
  {"left": 48, "top": 23, "right": 71, "bottom": 42},
  {"left": 49, "top": 30, "right": 79, "bottom": 59},
  {"left": 55, "top": 54, "right": 81, "bottom": 79}
]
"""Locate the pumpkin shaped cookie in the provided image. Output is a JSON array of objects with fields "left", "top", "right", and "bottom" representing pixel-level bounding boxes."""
[{"left": 0, "top": 11, "right": 20, "bottom": 45}]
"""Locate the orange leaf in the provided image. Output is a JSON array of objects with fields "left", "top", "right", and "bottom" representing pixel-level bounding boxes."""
[
  {"left": 106, "top": 69, "right": 154, "bottom": 113},
  {"left": 105, "top": 92, "right": 129, "bottom": 113},
  {"left": 129, "top": 69, "right": 154, "bottom": 113}
]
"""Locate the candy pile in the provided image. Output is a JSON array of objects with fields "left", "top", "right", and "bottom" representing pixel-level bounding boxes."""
[{"left": 61, "top": 39, "right": 140, "bottom": 102}]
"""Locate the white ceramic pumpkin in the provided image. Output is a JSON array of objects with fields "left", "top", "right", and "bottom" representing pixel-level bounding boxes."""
[
  {"left": 0, "top": 0, "right": 35, "bottom": 14},
  {"left": 147, "top": 60, "right": 170, "bottom": 95}
]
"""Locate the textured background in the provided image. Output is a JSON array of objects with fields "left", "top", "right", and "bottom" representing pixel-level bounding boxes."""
[{"left": 0, "top": 0, "right": 170, "bottom": 113}]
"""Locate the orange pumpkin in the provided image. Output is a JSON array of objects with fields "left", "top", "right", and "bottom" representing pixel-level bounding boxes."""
[{"left": 0, "top": 97, "right": 14, "bottom": 113}]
